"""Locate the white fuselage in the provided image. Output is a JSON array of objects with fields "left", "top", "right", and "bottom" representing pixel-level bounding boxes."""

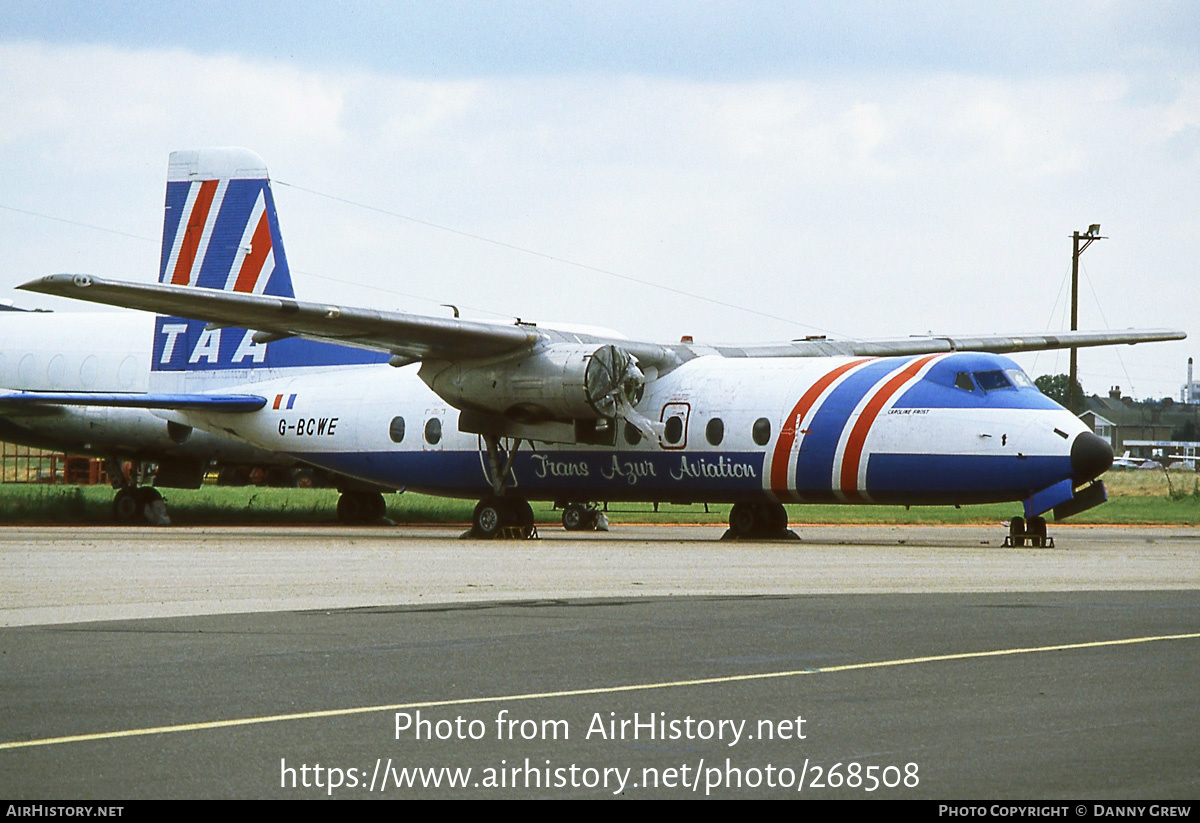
[{"left": 178, "top": 350, "right": 1094, "bottom": 506}]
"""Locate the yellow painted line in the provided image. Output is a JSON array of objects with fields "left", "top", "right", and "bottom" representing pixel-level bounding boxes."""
[{"left": 3, "top": 631, "right": 1197, "bottom": 751}]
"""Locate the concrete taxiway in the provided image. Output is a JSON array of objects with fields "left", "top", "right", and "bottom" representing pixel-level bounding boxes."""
[
  {"left": 2, "top": 524, "right": 1198, "bottom": 798},
  {"left": 3, "top": 524, "right": 1199, "bottom": 626}
]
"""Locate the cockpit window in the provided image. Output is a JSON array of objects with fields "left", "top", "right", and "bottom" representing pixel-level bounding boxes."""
[
  {"left": 1005, "top": 369, "right": 1035, "bottom": 388},
  {"left": 973, "top": 370, "right": 1013, "bottom": 392},
  {"left": 954, "top": 372, "right": 975, "bottom": 392}
]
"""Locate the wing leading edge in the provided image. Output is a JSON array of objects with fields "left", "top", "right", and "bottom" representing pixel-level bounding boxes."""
[
  {"left": 0, "top": 391, "right": 267, "bottom": 412},
  {"left": 709, "top": 329, "right": 1188, "bottom": 359},
  {"left": 19, "top": 273, "right": 1186, "bottom": 364},
  {"left": 21, "top": 274, "right": 541, "bottom": 364}
]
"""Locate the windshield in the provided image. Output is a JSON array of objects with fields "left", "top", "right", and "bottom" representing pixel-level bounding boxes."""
[
  {"left": 1005, "top": 369, "right": 1036, "bottom": 388},
  {"left": 973, "top": 370, "right": 1014, "bottom": 392}
]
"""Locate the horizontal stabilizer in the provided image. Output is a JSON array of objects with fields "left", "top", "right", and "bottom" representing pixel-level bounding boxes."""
[{"left": 0, "top": 391, "right": 267, "bottom": 412}]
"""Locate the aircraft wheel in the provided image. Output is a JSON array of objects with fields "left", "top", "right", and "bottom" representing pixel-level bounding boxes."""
[
  {"left": 1009, "top": 516, "right": 1026, "bottom": 547},
  {"left": 264, "top": 467, "right": 292, "bottom": 487},
  {"left": 135, "top": 487, "right": 162, "bottom": 505},
  {"left": 766, "top": 503, "right": 789, "bottom": 536},
  {"left": 562, "top": 503, "right": 588, "bottom": 531},
  {"left": 368, "top": 492, "right": 387, "bottom": 521},
  {"left": 473, "top": 497, "right": 511, "bottom": 538},
  {"left": 514, "top": 499, "right": 535, "bottom": 538},
  {"left": 136, "top": 487, "right": 169, "bottom": 525},
  {"left": 1028, "top": 516, "right": 1047, "bottom": 548},
  {"left": 112, "top": 488, "right": 142, "bottom": 523},
  {"left": 729, "top": 502, "right": 760, "bottom": 538},
  {"left": 337, "top": 492, "right": 366, "bottom": 524}
]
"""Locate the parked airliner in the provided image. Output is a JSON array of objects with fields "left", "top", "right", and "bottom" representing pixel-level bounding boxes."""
[
  {"left": 0, "top": 308, "right": 307, "bottom": 521},
  {"left": 14, "top": 148, "right": 1186, "bottom": 542}
]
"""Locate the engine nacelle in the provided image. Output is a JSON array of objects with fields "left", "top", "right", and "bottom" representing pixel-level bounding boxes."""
[{"left": 421, "top": 343, "right": 645, "bottom": 424}]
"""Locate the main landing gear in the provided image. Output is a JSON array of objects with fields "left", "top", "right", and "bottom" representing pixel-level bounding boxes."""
[
  {"left": 108, "top": 459, "right": 170, "bottom": 526},
  {"left": 561, "top": 502, "right": 609, "bottom": 532},
  {"left": 336, "top": 490, "right": 388, "bottom": 524},
  {"left": 1004, "top": 515, "right": 1053, "bottom": 548},
  {"left": 472, "top": 496, "right": 536, "bottom": 539},
  {"left": 722, "top": 501, "right": 797, "bottom": 541},
  {"left": 468, "top": 435, "right": 537, "bottom": 539}
]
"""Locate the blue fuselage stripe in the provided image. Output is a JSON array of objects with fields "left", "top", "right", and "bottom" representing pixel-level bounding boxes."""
[
  {"left": 795, "top": 358, "right": 896, "bottom": 492},
  {"left": 302, "top": 447, "right": 1071, "bottom": 505}
]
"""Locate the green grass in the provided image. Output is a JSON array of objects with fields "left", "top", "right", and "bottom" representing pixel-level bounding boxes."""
[{"left": 0, "top": 474, "right": 1197, "bottom": 525}]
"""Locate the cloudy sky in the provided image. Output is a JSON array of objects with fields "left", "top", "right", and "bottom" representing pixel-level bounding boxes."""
[{"left": 1, "top": 1, "right": 1196, "bottom": 400}]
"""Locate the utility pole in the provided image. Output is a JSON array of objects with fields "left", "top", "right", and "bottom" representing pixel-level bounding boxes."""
[{"left": 1069, "top": 223, "right": 1104, "bottom": 414}]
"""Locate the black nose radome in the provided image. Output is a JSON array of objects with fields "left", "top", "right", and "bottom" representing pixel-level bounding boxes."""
[{"left": 1071, "top": 432, "right": 1114, "bottom": 483}]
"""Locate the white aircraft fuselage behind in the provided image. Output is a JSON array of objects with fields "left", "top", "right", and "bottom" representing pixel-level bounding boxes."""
[{"left": 0, "top": 311, "right": 282, "bottom": 464}]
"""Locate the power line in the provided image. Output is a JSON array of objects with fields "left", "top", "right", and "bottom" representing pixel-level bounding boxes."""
[
  {"left": 0, "top": 204, "right": 155, "bottom": 242},
  {"left": 275, "top": 179, "right": 835, "bottom": 336}
]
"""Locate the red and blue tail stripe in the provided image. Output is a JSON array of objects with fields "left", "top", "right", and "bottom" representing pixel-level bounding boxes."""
[{"left": 151, "top": 148, "right": 388, "bottom": 373}]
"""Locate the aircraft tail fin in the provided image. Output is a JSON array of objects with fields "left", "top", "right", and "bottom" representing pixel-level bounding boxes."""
[
  {"left": 159, "top": 148, "right": 294, "bottom": 299},
  {"left": 151, "top": 149, "right": 385, "bottom": 375}
]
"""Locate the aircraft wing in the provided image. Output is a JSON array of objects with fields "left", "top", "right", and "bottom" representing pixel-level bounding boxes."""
[
  {"left": 0, "top": 391, "right": 267, "bottom": 412},
  {"left": 20, "top": 274, "right": 1186, "bottom": 364},
  {"left": 713, "top": 329, "right": 1187, "bottom": 358},
  {"left": 20, "top": 274, "right": 541, "bottom": 364}
]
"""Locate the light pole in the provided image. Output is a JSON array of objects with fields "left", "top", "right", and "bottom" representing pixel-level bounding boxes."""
[{"left": 1069, "top": 223, "right": 1104, "bottom": 413}]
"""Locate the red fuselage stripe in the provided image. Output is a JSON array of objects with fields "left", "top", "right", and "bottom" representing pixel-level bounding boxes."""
[
  {"left": 839, "top": 354, "right": 940, "bottom": 500},
  {"left": 769, "top": 358, "right": 868, "bottom": 494}
]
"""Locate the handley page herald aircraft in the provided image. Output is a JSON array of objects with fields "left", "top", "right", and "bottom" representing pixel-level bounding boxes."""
[{"left": 13, "top": 148, "right": 1186, "bottom": 542}]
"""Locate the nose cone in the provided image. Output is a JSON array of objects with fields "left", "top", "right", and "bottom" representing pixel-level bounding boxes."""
[{"left": 1071, "top": 432, "right": 1114, "bottom": 483}]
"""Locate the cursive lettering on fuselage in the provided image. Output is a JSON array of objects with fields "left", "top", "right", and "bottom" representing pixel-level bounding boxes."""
[
  {"left": 530, "top": 453, "right": 590, "bottom": 479},
  {"left": 601, "top": 455, "right": 658, "bottom": 485},
  {"left": 670, "top": 454, "right": 757, "bottom": 481}
]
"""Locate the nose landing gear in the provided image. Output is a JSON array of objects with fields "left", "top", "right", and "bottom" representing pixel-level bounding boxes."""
[
  {"left": 723, "top": 502, "right": 798, "bottom": 540},
  {"left": 1004, "top": 515, "right": 1053, "bottom": 548}
]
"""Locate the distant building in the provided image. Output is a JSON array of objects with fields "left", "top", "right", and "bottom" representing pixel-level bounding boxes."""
[
  {"left": 1080, "top": 387, "right": 1200, "bottom": 454},
  {"left": 1182, "top": 357, "right": 1199, "bottom": 404}
]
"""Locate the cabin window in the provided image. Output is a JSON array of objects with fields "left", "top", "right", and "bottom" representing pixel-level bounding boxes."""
[
  {"left": 706, "top": 417, "right": 725, "bottom": 446},
  {"left": 955, "top": 372, "right": 975, "bottom": 391},
  {"left": 752, "top": 417, "right": 771, "bottom": 446},
  {"left": 624, "top": 420, "right": 642, "bottom": 445},
  {"left": 424, "top": 417, "right": 442, "bottom": 445},
  {"left": 389, "top": 416, "right": 406, "bottom": 443},
  {"left": 973, "top": 370, "right": 1014, "bottom": 392},
  {"left": 663, "top": 415, "right": 684, "bottom": 445}
]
